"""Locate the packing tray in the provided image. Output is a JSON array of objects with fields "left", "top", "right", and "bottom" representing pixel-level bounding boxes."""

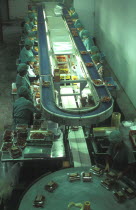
[{"left": 92, "top": 79, "right": 105, "bottom": 87}]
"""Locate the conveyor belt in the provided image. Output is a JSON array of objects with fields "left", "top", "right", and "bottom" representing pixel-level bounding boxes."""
[
  {"left": 19, "top": 167, "right": 136, "bottom": 210},
  {"left": 63, "top": 9, "right": 110, "bottom": 98},
  {"left": 68, "top": 127, "right": 91, "bottom": 167},
  {"left": 37, "top": 5, "right": 113, "bottom": 125}
]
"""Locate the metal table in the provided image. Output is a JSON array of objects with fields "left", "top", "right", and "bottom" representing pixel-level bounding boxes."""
[
  {"left": 18, "top": 167, "right": 136, "bottom": 210},
  {"left": 1, "top": 133, "right": 65, "bottom": 162}
]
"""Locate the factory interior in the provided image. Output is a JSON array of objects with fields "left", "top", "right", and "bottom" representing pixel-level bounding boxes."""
[{"left": 0, "top": 0, "right": 136, "bottom": 209}]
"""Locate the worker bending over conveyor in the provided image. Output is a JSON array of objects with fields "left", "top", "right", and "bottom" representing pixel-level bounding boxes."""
[
  {"left": 105, "top": 130, "right": 135, "bottom": 179},
  {"left": 13, "top": 86, "right": 41, "bottom": 127},
  {"left": 19, "top": 38, "right": 38, "bottom": 63}
]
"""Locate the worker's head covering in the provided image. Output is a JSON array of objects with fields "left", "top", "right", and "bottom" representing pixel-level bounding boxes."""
[
  {"left": 24, "top": 38, "right": 34, "bottom": 47},
  {"left": 82, "top": 35, "right": 89, "bottom": 39},
  {"left": 74, "top": 19, "right": 80, "bottom": 25},
  {"left": 76, "top": 23, "right": 83, "bottom": 29},
  {"left": 92, "top": 53, "right": 101, "bottom": 62},
  {"left": 25, "top": 17, "right": 30, "bottom": 23},
  {"left": 90, "top": 46, "right": 99, "bottom": 54},
  {"left": 29, "top": 12, "right": 37, "bottom": 20},
  {"left": 109, "top": 130, "right": 122, "bottom": 144},
  {"left": 17, "top": 63, "right": 28, "bottom": 73},
  {"left": 70, "top": 7, "right": 75, "bottom": 12},
  {"left": 26, "top": 56, "right": 36, "bottom": 63},
  {"left": 18, "top": 86, "right": 29, "bottom": 97},
  {"left": 71, "top": 12, "right": 78, "bottom": 19},
  {"left": 81, "top": 30, "right": 89, "bottom": 38}
]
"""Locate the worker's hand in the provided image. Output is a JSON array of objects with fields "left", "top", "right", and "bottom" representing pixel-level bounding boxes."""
[
  {"left": 35, "top": 56, "right": 39, "bottom": 60},
  {"left": 104, "top": 164, "right": 110, "bottom": 172},
  {"left": 35, "top": 75, "right": 40, "bottom": 80},
  {"left": 117, "top": 172, "right": 123, "bottom": 180},
  {"left": 31, "top": 82, "right": 40, "bottom": 86}
]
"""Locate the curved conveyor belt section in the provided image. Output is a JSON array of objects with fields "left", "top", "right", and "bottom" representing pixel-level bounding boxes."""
[{"left": 37, "top": 5, "right": 113, "bottom": 126}]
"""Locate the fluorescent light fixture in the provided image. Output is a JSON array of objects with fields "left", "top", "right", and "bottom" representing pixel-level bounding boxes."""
[{"left": 43, "top": 10, "right": 46, "bottom": 19}]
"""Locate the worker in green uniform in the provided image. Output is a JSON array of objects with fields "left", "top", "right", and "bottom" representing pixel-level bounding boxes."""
[
  {"left": 23, "top": 17, "right": 37, "bottom": 38},
  {"left": 23, "top": 17, "right": 31, "bottom": 34},
  {"left": 69, "top": 7, "right": 75, "bottom": 15},
  {"left": 19, "top": 38, "right": 35, "bottom": 63},
  {"left": 25, "top": 56, "right": 39, "bottom": 81},
  {"left": 83, "top": 36, "right": 94, "bottom": 51},
  {"left": 71, "top": 12, "right": 78, "bottom": 19},
  {"left": 74, "top": 19, "right": 82, "bottom": 28},
  {"left": 92, "top": 54, "right": 104, "bottom": 77},
  {"left": 75, "top": 23, "right": 85, "bottom": 41},
  {"left": 81, "top": 30, "right": 94, "bottom": 51},
  {"left": 69, "top": 7, "right": 78, "bottom": 19},
  {"left": 28, "top": 5, "right": 37, "bottom": 13},
  {"left": 75, "top": 23, "right": 85, "bottom": 39},
  {"left": 90, "top": 45, "right": 105, "bottom": 63},
  {"left": 105, "top": 130, "right": 135, "bottom": 179},
  {"left": 13, "top": 86, "right": 40, "bottom": 126},
  {"left": 16, "top": 64, "right": 30, "bottom": 90},
  {"left": 28, "top": 12, "right": 37, "bottom": 29},
  {"left": 79, "top": 29, "right": 89, "bottom": 40},
  {"left": 90, "top": 46, "right": 99, "bottom": 55},
  {"left": 75, "top": 23, "right": 83, "bottom": 30}
]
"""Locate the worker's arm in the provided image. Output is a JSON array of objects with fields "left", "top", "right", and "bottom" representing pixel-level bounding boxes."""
[
  {"left": 117, "top": 147, "right": 136, "bottom": 179},
  {"left": 104, "top": 143, "right": 114, "bottom": 172},
  {"left": 104, "top": 154, "right": 112, "bottom": 172},
  {"left": 27, "top": 100, "right": 41, "bottom": 114},
  {"left": 117, "top": 164, "right": 135, "bottom": 179}
]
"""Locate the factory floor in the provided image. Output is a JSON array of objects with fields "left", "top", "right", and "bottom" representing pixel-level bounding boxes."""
[{"left": 0, "top": 20, "right": 136, "bottom": 209}]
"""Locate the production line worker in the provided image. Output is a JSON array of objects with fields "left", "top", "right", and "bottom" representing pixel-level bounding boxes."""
[
  {"left": 104, "top": 130, "right": 135, "bottom": 179},
  {"left": 73, "top": 21, "right": 104, "bottom": 73},
  {"left": 74, "top": 19, "right": 81, "bottom": 28},
  {"left": 28, "top": 5, "right": 37, "bottom": 13},
  {"left": 23, "top": 17, "right": 37, "bottom": 38},
  {"left": 68, "top": 14, "right": 105, "bottom": 72},
  {"left": 28, "top": 12, "right": 37, "bottom": 30},
  {"left": 69, "top": 7, "right": 78, "bottom": 19},
  {"left": 25, "top": 56, "right": 39, "bottom": 81},
  {"left": 78, "top": 29, "right": 94, "bottom": 51},
  {"left": 82, "top": 34, "right": 94, "bottom": 51},
  {"left": 19, "top": 39, "right": 37, "bottom": 63},
  {"left": 16, "top": 64, "right": 32, "bottom": 100},
  {"left": 13, "top": 86, "right": 41, "bottom": 127},
  {"left": 90, "top": 46, "right": 103, "bottom": 61},
  {"left": 67, "top": 7, "right": 97, "bottom": 52},
  {"left": 75, "top": 27, "right": 94, "bottom": 51},
  {"left": 90, "top": 46, "right": 99, "bottom": 55},
  {"left": 92, "top": 54, "right": 104, "bottom": 77}
]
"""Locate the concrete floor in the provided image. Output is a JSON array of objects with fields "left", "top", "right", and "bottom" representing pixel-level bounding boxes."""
[
  {"left": 0, "top": 20, "right": 136, "bottom": 209},
  {"left": 0, "top": 21, "right": 21, "bottom": 141}
]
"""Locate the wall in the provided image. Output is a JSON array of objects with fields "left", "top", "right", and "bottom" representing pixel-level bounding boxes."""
[
  {"left": 8, "top": 0, "right": 30, "bottom": 19},
  {"left": 95, "top": 0, "right": 136, "bottom": 108},
  {"left": 0, "top": 0, "right": 9, "bottom": 21},
  {"left": 74, "top": 0, "right": 95, "bottom": 37}
]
